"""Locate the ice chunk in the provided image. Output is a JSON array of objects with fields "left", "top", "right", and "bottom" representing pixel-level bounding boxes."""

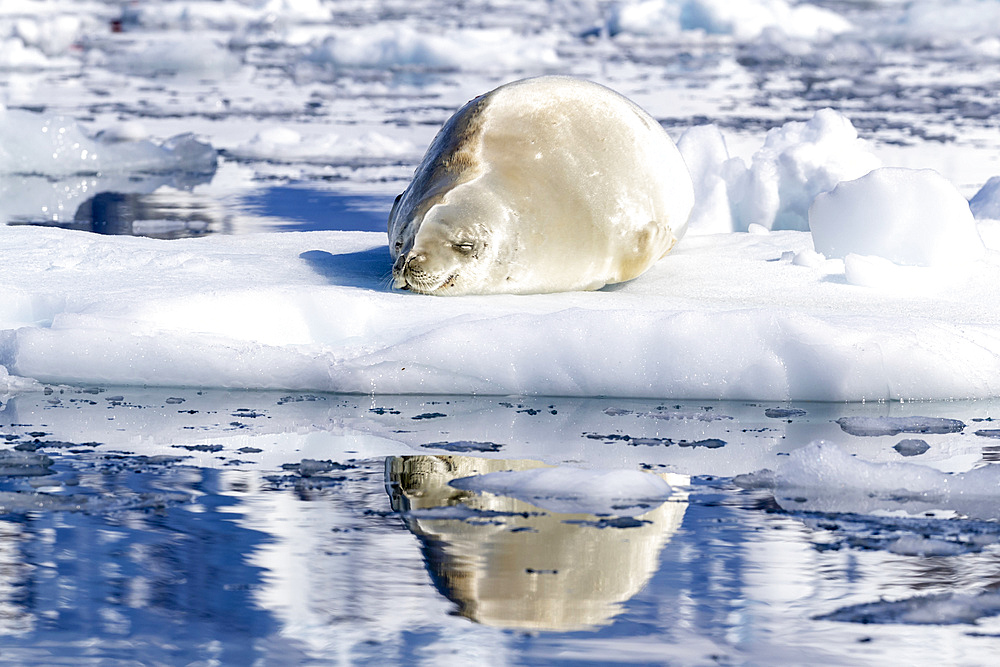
[
  {"left": 449, "top": 467, "right": 674, "bottom": 516},
  {"left": 890, "top": 0, "right": 1000, "bottom": 47},
  {"left": 738, "top": 109, "right": 880, "bottom": 231},
  {"left": 677, "top": 124, "right": 741, "bottom": 234},
  {"left": 677, "top": 111, "right": 879, "bottom": 233},
  {"left": 108, "top": 38, "right": 243, "bottom": 79},
  {"left": 836, "top": 416, "right": 965, "bottom": 437},
  {"left": 810, "top": 168, "right": 986, "bottom": 267}
]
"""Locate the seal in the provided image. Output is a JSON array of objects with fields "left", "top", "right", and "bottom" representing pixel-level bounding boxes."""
[{"left": 388, "top": 76, "right": 694, "bottom": 295}]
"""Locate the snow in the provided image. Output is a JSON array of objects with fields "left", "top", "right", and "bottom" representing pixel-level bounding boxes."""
[{"left": 3, "top": 0, "right": 1000, "bottom": 662}]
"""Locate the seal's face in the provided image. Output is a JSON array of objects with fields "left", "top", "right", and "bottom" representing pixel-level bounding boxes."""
[{"left": 390, "top": 196, "right": 499, "bottom": 295}]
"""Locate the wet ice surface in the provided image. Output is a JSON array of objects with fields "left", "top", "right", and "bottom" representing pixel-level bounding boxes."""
[{"left": 0, "top": 387, "right": 998, "bottom": 664}]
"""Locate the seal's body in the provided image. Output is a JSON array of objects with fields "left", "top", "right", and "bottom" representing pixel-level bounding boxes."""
[{"left": 388, "top": 76, "right": 694, "bottom": 295}]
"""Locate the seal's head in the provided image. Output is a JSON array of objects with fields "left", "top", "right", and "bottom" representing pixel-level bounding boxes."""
[{"left": 390, "top": 185, "right": 508, "bottom": 295}]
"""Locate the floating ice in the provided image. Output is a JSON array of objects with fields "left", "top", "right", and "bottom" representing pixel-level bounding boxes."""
[
  {"left": 609, "top": 0, "right": 852, "bottom": 41},
  {"left": 817, "top": 590, "right": 1000, "bottom": 626},
  {"left": 735, "top": 440, "right": 1000, "bottom": 519},
  {"left": 810, "top": 168, "right": 986, "bottom": 267},
  {"left": 449, "top": 466, "right": 674, "bottom": 516},
  {"left": 0, "top": 108, "right": 216, "bottom": 177},
  {"left": 106, "top": 38, "right": 243, "bottom": 79},
  {"left": 887, "top": 535, "right": 966, "bottom": 557},
  {"left": 306, "top": 25, "right": 558, "bottom": 71},
  {"left": 229, "top": 127, "right": 414, "bottom": 164},
  {"left": 888, "top": 0, "right": 1000, "bottom": 47},
  {"left": 120, "top": 0, "right": 332, "bottom": 30}
]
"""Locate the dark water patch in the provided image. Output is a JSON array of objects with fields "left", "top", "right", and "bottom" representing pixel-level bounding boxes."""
[
  {"left": 765, "top": 407, "right": 808, "bottom": 418},
  {"left": 894, "top": 439, "right": 931, "bottom": 457},
  {"left": 172, "top": 444, "right": 224, "bottom": 453},
  {"left": 421, "top": 441, "right": 505, "bottom": 453},
  {"left": 281, "top": 459, "right": 356, "bottom": 477},
  {"left": 584, "top": 433, "right": 726, "bottom": 448},
  {"left": 412, "top": 412, "right": 447, "bottom": 420},
  {"left": 564, "top": 517, "right": 651, "bottom": 529}
]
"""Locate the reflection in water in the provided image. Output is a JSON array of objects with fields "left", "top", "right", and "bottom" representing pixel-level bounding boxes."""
[
  {"left": 73, "top": 191, "right": 225, "bottom": 238},
  {"left": 10, "top": 190, "right": 230, "bottom": 239},
  {"left": 0, "top": 388, "right": 998, "bottom": 661},
  {"left": 386, "top": 455, "right": 688, "bottom": 631}
]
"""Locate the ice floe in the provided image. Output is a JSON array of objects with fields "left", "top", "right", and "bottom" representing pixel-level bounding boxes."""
[
  {"left": 735, "top": 440, "right": 1000, "bottom": 519},
  {"left": 3, "top": 219, "right": 1000, "bottom": 400}
]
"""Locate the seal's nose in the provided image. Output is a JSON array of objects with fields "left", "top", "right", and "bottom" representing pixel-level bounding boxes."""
[{"left": 392, "top": 253, "right": 408, "bottom": 274}]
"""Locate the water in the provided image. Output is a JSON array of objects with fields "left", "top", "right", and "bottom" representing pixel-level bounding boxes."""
[{"left": 1, "top": 387, "right": 998, "bottom": 664}]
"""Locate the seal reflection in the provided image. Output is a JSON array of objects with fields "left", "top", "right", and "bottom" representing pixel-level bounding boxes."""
[{"left": 385, "top": 455, "right": 688, "bottom": 631}]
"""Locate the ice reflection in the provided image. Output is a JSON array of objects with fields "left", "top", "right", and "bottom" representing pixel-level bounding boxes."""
[{"left": 387, "top": 455, "right": 688, "bottom": 631}]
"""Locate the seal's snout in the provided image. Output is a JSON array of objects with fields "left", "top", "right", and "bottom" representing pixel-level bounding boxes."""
[{"left": 393, "top": 252, "right": 428, "bottom": 291}]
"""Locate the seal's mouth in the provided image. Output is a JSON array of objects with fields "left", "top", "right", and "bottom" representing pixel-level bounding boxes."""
[{"left": 395, "top": 270, "right": 458, "bottom": 295}]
